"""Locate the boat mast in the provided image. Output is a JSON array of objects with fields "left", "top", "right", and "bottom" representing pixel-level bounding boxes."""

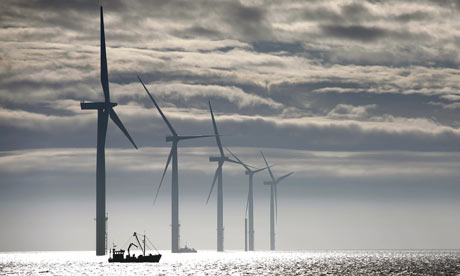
[{"left": 133, "top": 232, "right": 144, "bottom": 254}]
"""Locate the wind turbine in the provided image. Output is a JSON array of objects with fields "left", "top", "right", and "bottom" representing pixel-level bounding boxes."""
[
  {"left": 225, "top": 147, "right": 268, "bottom": 251},
  {"left": 138, "top": 76, "right": 214, "bottom": 253},
  {"left": 80, "top": 6, "right": 138, "bottom": 256},
  {"left": 206, "top": 101, "right": 238, "bottom": 252},
  {"left": 261, "top": 151, "right": 294, "bottom": 251}
]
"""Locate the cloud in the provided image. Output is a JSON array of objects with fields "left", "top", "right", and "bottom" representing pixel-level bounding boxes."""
[
  {"left": 131, "top": 82, "right": 283, "bottom": 110},
  {"left": 327, "top": 104, "right": 377, "bottom": 120},
  {"left": 319, "top": 24, "right": 428, "bottom": 43},
  {"left": 393, "top": 10, "right": 431, "bottom": 22},
  {"left": 224, "top": 2, "right": 272, "bottom": 41},
  {"left": 1, "top": 0, "right": 460, "bottom": 152},
  {"left": 0, "top": 105, "right": 90, "bottom": 131},
  {"left": 429, "top": 101, "right": 460, "bottom": 110},
  {"left": 2, "top": 147, "right": 460, "bottom": 181},
  {"left": 320, "top": 24, "right": 388, "bottom": 42}
]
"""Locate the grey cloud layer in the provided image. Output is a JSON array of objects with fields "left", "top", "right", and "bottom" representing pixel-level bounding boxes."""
[
  {"left": 2, "top": 147, "right": 459, "bottom": 179},
  {"left": 1, "top": 0, "right": 460, "bottom": 153}
]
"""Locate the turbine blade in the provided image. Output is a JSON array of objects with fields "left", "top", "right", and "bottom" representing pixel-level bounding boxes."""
[
  {"left": 225, "top": 146, "right": 250, "bottom": 171},
  {"left": 277, "top": 172, "right": 294, "bottom": 183},
  {"left": 253, "top": 163, "right": 276, "bottom": 174},
  {"left": 178, "top": 135, "right": 215, "bottom": 140},
  {"left": 261, "top": 151, "right": 275, "bottom": 181},
  {"left": 253, "top": 166, "right": 267, "bottom": 174},
  {"left": 206, "top": 166, "right": 219, "bottom": 204},
  {"left": 225, "top": 157, "right": 241, "bottom": 165},
  {"left": 138, "top": 75, "right": 177, "bottom": 136},
  {"left": 209, "top": 101, "right": 224, "bottom": 157},
  {"left": 246, "top": 164, "right": 258, "bottom": 169},
  {"left": 100, "top": 6, "right": 110, "bottom": 103},
  {"left": 109, "top": 109, "right": 138, "bottom": 149},
  {"left": 154, "top": 147, "right": 174, "bottom": 206}
]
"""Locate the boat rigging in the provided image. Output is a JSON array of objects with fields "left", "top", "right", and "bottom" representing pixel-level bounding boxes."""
[{"left": 108, "top": 232, "right": 162, "bottom": 263}]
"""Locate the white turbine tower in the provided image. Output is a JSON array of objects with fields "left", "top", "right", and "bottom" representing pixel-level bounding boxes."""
[
  {"left": 80, "top": 6, "right": 138, "bottom": 256},
  {"left": 206, "top": 101, "right": 238, "bottom": 252},
  {"left": 138, "top": 76, "right": 214, "bottom": 253},
  {"left": 261, "top": 151, "right": 294, "bottom": 251},
  {"left": 225, "top": 147, "right": 269, "bottom": 251}
]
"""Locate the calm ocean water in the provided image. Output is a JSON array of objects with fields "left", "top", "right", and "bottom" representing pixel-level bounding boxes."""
[{"left": 1, "top": 250, "right": 460, "bottom": 275}]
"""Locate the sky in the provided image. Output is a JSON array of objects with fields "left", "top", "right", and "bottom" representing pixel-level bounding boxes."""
[{"left": 1, "top": 0, "right": 460, "bottom": 251}]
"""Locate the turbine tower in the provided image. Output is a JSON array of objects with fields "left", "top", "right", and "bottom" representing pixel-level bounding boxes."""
[
  {"left": 206, "top": 101, "right": 238, "bottom": 252},
  {"left": 138, "top": 76, "right": 214, "bottom": 253},
  {"left": 80, "top": 6, "right": 138, "bottom": 256},
  {"left": 225, "top": 147, "right": 268, "bottom": 251},
  {"left": 261, "top": 151, "right": 294, "bottom": 251}
]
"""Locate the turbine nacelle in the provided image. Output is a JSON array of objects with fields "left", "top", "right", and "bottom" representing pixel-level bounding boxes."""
[
  {"left": 264, "top": 181, "right": 275, "bottom": 185},
  {"left": 166, "top": 135, "right": 177, "bottom": 142},
  {"left": 166, "top": 134, "right": 216, "bottom": 143},
  {"left": 209, "top": 156, "right": 237, "bottom": 163},
  {"left": 81, "top": 101, "right": 117, "bottom": 110},
  {"left": 209, "top": 156, "right": 222, "bottom": 162}
]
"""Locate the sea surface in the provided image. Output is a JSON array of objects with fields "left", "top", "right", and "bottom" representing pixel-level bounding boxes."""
[{"left": 1, "top": 250, "right": 460, "bottom": 275}]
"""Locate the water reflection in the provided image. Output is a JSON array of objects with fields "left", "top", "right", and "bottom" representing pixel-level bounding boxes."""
[{"left": 1, "top": 250, "right": 460, "bottom": 275}]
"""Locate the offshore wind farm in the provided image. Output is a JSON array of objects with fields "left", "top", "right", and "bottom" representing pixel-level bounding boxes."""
[
  {"left": 79, "top": 5, "right": 298, "bottom": 257},
  {"left": 2, "top": 0, "right": 460, "bottom": 275}
]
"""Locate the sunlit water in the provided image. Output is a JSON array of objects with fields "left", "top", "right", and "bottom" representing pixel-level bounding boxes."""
[{"left": 1, "top": 250, "right": 460, "bottom": 275}]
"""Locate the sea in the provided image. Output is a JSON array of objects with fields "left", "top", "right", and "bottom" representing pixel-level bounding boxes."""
[{"left": 1, "top": 250, "right": 460, "bottom": 275}]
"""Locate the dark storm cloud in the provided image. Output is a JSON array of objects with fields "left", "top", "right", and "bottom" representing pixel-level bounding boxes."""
[
  {"left": 341, "top": 2, "right": 373, "bottom": 22},
  {"left": 320, "top": 24, "right": 388, "bottom": 42},
  {"left": 1, "top": 100, "right": 459, "bottom": 152},
  {"left": 180, "top": 25, "right": 222, "bottom": 39},
  {"left": 223, "top": 2, "right": 271, "bottom": 40},
  {"left": 393, "top": 11, "right": 431, "bottom": 22},
  {"left": 319, "top": 24, "right": 429, "bottom": 42},
  {"left": 251, "top": 41, "right": 305, "bottom": 54},
  {"left": 2, "top": 147, "right": 460, "bottom": 193},
  {"left": 0, "top": 0, "right": 271, "bottom": 43},
  {"left": 297, "top": 1, "right": 436, "bottom": 45},
  {"left": 302, "top": 6, "right": 343, "bottom": 22},
  {"left": 301, "top": 1, "right": 429, "bottom": 25},
  {"left": 0, "top": 0, "right": 113, "bottom": 31},
  {"left": 301, "top": 2, "right": 372, "bottom": 23},
  {"left": 426, "top": 0, "right": 460, "bottom": 11},
  {"left": 16, "top": 0, "right": 124, "bottom": 12},
  {"left": 123, "top": 0, "right": 272, "bottom": 41}
]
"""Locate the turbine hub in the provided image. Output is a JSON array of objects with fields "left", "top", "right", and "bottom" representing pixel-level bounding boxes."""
[
  {"left": 80, "top": 101, "right": 117, "bottom": 110},
  {"left": 209, "top": 156, "right": 223, "bottom": 162},
  {"left": 166, "top": 135, "right": 177, "bottom": 142}
]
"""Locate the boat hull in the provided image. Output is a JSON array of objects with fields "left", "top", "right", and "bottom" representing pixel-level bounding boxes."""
[
  {"left": 178, "top": 248, "right": 197, "bottom": 253},
  {"left": 108, "top": 254, "right": 162, "bottom": 263}
]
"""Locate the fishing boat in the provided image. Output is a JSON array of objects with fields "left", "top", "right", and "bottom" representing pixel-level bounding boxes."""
[
  {"left": 178, "top": 243, "right": 197, "bottom": 253},
  {"left": 108, "top": 232, "right": 162, "bottom": 263}
]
